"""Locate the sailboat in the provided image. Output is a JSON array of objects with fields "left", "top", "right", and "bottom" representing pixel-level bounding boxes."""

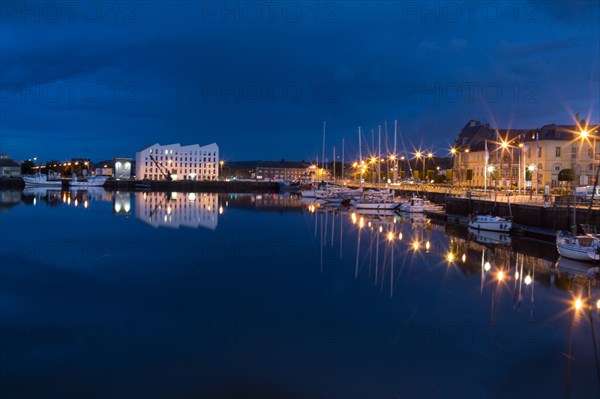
[{"left": 556, "top": 171, "right": 600, "bottom": 262}]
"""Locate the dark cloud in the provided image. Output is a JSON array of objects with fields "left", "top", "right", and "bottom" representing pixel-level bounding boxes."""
[{"left": 0, "top": 1, "right": 598, "bottom": 161}]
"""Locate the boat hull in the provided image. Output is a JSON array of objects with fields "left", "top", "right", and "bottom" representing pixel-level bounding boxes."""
[
  {"left": 400, "top": 206, "right": 424, "bottom": 213},
  {"left": 22, "top": 176, "right": 63, "bottom": 187},
  {"left": 69, "top": 177, "right": 108, "bottom": 187},
  {"left": 354, "top": 202, "right": 398, "bottom": 210},
  {"left": 467, "top": 218, "right": 511, "bottom": 232},
  {"left": 556, "top": 244, "right": 599, "bottom": 261}
]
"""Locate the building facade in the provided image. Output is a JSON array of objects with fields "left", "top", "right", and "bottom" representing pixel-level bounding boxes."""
[
  {"left": 0, "top": 154, "right": 21, "bottom": 177},
  {"left": 136, "top": 143, "right": 219, "bottom": 181},
  {"left": 254, "top": 161, "right": 311, "bottom": 181},
  {"left": 453, "top": 120, "right": 600, "bottom": 190}
]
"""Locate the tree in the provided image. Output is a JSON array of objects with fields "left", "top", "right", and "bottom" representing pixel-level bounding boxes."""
[
  {"left": 21, "top": 160, "right": 35, "bottom": 175},
  {"left": 445, "top": 170, "right": 452, "bottom": 181},
  {"left": 426, "top": 170, "right": 434, "bottom": 181}
]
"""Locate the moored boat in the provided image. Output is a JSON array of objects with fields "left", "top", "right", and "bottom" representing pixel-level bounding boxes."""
[
  {"left": 556, "top": 230, "right": 600, "bottom": 262},
  {"left": 23, "top": 173, "right": 63, "bottom": 187},
  {"left": 467, "top": 214, "right": 512, "bottom": 232},
  {"left": 69, "top": 174, "right": 108, "bottom": 187},
  {"left": 399, "top": 196, "right": 425, "bottom": 213}
]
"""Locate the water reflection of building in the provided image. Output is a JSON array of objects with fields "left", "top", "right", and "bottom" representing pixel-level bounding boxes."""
[
  {"left": 224, "top": 193, "right": 303, "bottom": 212},
  {"left": 19, "top": 188, "right": 112, "bottom": 208},
  {"left": 0, "top": 190, "right": 21, "bottom": 211},
  {"left": 135, "top": 192, "right": 219, "bottom": 230},
  {"left": 113, "top": 192, "right": 131, "bottom": 215}
]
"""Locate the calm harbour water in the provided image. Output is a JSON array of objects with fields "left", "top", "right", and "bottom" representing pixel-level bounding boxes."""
[{"left": 1, "top": 189, "right": 599, "bottom": 399}]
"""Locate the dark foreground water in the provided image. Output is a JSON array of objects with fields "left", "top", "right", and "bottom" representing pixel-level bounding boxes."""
[{"left": 1, "top": 189, "right": 599, "bottom": 399}]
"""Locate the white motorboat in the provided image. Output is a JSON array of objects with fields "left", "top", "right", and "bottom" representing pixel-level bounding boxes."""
[
  {"left": 69, "top": 174, "right": 109, "bottom": 187},
  {"left": 399, "top": 196, "right": 425, "bottom": 213},
  {"left": 301, "top": 189, "right": 317, "bottom": 198},
  {"left": 556, "top": 230, "right": 600, "bottom": 262},
  {"left": 467, "top": 214, "right": 512, "bottom": 232},
  {"left": 22, "top": 173, "right": 62, "bottom": 187},
  {"left": 354, "top": 191, "right": 399, "bottom": 210}
]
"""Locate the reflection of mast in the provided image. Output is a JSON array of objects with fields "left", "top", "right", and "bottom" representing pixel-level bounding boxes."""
[
  {"left": 339, "top": 210, "right": 343, "bottom": 259},
  {"left": 480, "top": 248, "right": 486, "bottom": 295},
  {"left": 355, "top": 218, "right": 362, "bottom": 279},
  {"left": 331, "top": 210, "right": 335, "bottom": 249},
  {"left": 390, "top": 229, "right": 394, "bottom": 298},
  {"left": 587, "top": 281, "right": 600, "bottom": 384},
  {"left": 566, "top": 306, "right": 574, "bottom": 398},
  {"left": 530, "top": 262, "right": 536, "bottom": 317},
  {"left": 375, "top": 225, "right": 380, "bottom": 285},
  {"left": 320, "top": 212, "right": 324, "bottom": 273}
]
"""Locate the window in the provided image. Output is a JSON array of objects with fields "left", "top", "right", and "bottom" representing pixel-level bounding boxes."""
[
  {"left": 572, "top": 146, "right": 578, "bottom": 159},
  {"left": 588, "top": 148, "right": 593, "bottom": 157},
  {"left": 555, "top": 147, "right": 561, "bottom": 157}
]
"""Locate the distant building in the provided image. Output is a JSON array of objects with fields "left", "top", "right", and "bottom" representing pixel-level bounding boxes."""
[
  {"left": 255, "top": 161, "right": 311, "bottom": 181},
  {"left": 453, "top": 119, "right": 600, "bottom": 188},
  {"left": 95, "top": 167, "right": 114, "bottom": 177},
  {"left": 0, "top": 154, "right": 21, "bottom": 178},
  {"left": 223, "top": 160, "right": 311, "bottom": 181},
  {"left": 114, "top": 158, "right": 133, "bottom": 180},
  {"left": 136, "top": 143, "right": 219, "bottom": 181}
]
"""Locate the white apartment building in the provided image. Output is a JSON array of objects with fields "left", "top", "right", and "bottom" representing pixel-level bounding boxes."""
[{"left": 136, "top": 143, "right": 219, "bottom": 181}]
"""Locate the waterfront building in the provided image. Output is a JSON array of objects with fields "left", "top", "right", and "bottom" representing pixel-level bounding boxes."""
[
  {"left": 453, "top": 120, "right": 600, "bottom": 190},
  {"left": 135, "top": 192, "right": 219, "bottom": 230},
  {"left": 254, "top": 161, "right": 311, "bottom": 181},
  {"left": 223, "top": 160, "right": 312, "bottom": 181},
  {"left": 0, "top": 154, "right": 21, "bottom": 178},
  {"left": 114, "top": 158, "right": 133, "bottom": 180},
  {"left": 136, "top": 143, "right": 219, "bottom": 181}
]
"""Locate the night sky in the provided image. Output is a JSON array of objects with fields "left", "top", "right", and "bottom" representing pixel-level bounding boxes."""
[{"left": 1, "top": 1, "right": 599, "bottom": 162}]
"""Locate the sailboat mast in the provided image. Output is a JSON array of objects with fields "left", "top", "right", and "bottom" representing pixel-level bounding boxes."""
[
  {"left": 385, "top": 121, "right": 389, "bottom": 183},
  {"left": 394, "top": 120, "right": 397, "bottom": 183},
  {"left": 342, "top": 138, "right": 345, "bottom": 183},
  {"left": 358, "top": 127, "right": 363, "bottom": 190},
  {"left": 333, "top": 146, "right": 336, "bottom": 182},
  {"left": 378, "top": 125, "right": 382, "bottom": 188},
  {"left": 322, "top": 121, "right": 326, "bottom": 176}
]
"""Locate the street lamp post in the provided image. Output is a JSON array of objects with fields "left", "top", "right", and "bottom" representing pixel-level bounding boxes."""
[
  {"left": 427, "top": 152, "right": 433, "bottom": 182},
  {"left": 450, "top": 147, "right": 457, "bottom": 185},
  {"left": 528, "top": 164, "right": 535, "bottom": 200}
]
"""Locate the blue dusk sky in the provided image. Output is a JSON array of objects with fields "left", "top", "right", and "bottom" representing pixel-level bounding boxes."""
[{"left": 1, "top": 1, "right": 599, "bottom": 162}]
